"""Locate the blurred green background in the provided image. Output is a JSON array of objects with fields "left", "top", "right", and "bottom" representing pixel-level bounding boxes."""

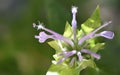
[{"left": 0, "top": 0, "right": 120, "bottom": 75}]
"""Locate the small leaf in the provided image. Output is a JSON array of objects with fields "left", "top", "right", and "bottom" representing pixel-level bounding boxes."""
[
  {"left": 46, "top": 63, "right": 80, "bottom": 75},
  {"left": 77, "top": 29, "right": 84, "bottom": 40},
  {"left": 91, "top": 43, "right": 105, "bottom": 52},
  {"left": 81, "top": 5, "right": 101, "bottom": 34},
  {"left": 78, "top": 59, "right": 97, "bottom": 71},
  {"left": 63, "top": 21, "right": 73, "bottom": 38},
  {"left": 48, "top": 40, "right": 61, "bottom": 52},
  {"left": 87, "top": 38, "right": 96, "bottom": 49}
]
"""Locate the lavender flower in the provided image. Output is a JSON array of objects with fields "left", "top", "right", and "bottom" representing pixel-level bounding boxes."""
[{"left": 33, "top": 6, "right": 114, "bottom": 67}]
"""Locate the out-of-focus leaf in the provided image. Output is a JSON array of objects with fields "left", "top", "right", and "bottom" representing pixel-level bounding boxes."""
[
  {"left": 81, "top": 5, "right": 101, "bottom": 34},
  {"left": 91, "top": 43, "right": 105, "bottom": 52},
  {"left": 46, "top": 63, "right": 80, "bottom": 75},
  {"left": 78, "top": 59, "right": 97, "bottom": 71}
]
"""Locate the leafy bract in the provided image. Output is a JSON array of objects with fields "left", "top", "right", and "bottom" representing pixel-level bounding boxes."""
[
  {"left": 81, "top": 5, "right": 101, "bottom": 34},
  {"left": 63, "top": 22, "right": 73, "bottom": 38},
  {"left": 48, "top": 40, "right": 61, "bottom": 52}
]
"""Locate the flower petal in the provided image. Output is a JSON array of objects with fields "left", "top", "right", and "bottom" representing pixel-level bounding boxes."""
[
  {"left": 78, "top": 21, "right": 112, "bottom": 45},
  {"left": 35, "top": 32, "right": 53, "bottom": 43},
  {"left": 35, "top": 23, "right": 74, "bottom": 46},
  {"left": 57, "top": 50, "right": 77, "bottom": 64},
  {"left": 95, "top": 31, "right": 114, "bottom": 39},
  {"left": 69, "top": 57, "right": 76, "bottom": 67},
  {"left": 81, "top": 49, "right": 101, "bottom": 60}
]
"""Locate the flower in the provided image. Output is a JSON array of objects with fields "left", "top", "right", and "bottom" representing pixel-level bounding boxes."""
[{"left": 33, "top": 6, "right": 114, "bottom": 66}]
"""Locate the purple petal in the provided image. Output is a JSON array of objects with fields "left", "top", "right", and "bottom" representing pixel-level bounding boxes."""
[
  {"left": 57, "top": 50, "right": 76, "bottom": 64},
  {"left": 57, "top": 58, "right": 65, "bottom": 64},
  {"left": 64, "top": 50, "right": 77, "bottom": 58},
  {"left": 92, "top": 21, "right": 112, "bottom": 33},
  {"left": 44, "top": 27, "right": 74, "bottom": 46},
  {"left": 35, "top": 24, "right": 74, "bottom": 46},
  {"left": 96, "top": 31, "right": 114, "bottom": 39},
  {"left": 35, "top": 32, "right": 53, "bottom": 43},
  {"left": 81, "top": 49, "right": 101, "bottom": 60},
  {"left": 78, "top": 33, "right": 93, "bottom": 45}
]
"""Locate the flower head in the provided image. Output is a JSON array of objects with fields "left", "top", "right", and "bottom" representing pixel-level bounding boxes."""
[{"left": 33, "top": 6, "right": 114, "bottom": 67}]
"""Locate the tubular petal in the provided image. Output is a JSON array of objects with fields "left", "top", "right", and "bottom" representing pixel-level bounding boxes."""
[
  {"left": 81, "top": 49, "right": 101, "bottom": 60},
  {"left": 95, "top": 31, "right": 114, "bottom": 39},
  {"left": 35, "top": 32, "right": 53, "bottom": 43}
]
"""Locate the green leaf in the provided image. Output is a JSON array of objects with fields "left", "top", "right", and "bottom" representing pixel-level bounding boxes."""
[
  {"left": 81, "top": 5, "right": 101, "bottom": 34},
  {"left": 48, "top": 40, "right": 61, "bottom": 52},
  {"left": 76, "top": 29, "right": 84, "bottom": 40},
  {"left": 78, "top": 59, "right": 97, "bottom": 71},
  {"left": 63, "top": 21, "right": 73, "bottom": 38},
  {"left": 46, "top": 63, "right": 80, "bottom": 75},
  {"left": 87, "top": 38, "right": 96, "bottom": 49},
  {"left": 46, "top": 59, "right": 97, "bottom": 75},
  {"left": 91, "top": 43, "right": 105, "bottom": 52}
]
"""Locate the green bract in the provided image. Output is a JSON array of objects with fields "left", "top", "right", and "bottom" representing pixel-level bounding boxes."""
[{"left": 46, "top": 6, "right": 104, "bottom": 75}]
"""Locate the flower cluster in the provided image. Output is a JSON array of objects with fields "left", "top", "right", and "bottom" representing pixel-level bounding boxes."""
[{"left": 33, "top": 6, "right": 114, "bottom": 67}]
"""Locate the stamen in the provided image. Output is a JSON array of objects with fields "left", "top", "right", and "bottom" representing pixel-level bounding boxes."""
[
  {"left": 77, "top": 52, "right": 83, "bottom": 61},
  {"left": 71, "top": 6, "right": 78, "bottom": 40},
  {"left": 33, "top": 23, "right": 44, "bottom": 30},
  {"left": 92, "top": 21, "right": 112, "bottom": 34}
]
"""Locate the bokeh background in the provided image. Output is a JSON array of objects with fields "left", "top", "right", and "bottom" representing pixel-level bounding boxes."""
[{"left": 0, "top": 0, "right": 120, "bottom": 75}]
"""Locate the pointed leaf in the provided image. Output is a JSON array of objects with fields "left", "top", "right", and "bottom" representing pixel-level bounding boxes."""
[
  {"left": 48, "top": 40, "right": 61, "bottom": 52},
  {"left": 91, "top": 43, "right": 105, "bottom": 52},
  {"left": 78, "top": 59, "right": 97, "bottom": 71},
  {"left": 63, "top": 22, "right": 73, "bottom": 38},
  {"left": 81, "top": 6, "right": 101, "bottom": 34}
]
